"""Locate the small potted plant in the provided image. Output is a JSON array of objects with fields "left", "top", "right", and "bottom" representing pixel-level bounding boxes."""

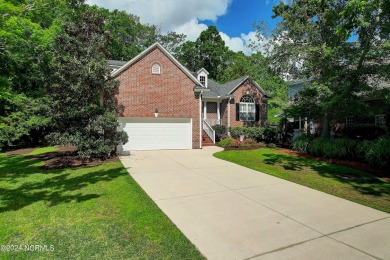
[{"left": 154, "top": 108, "right": 158, "bottom": 117}]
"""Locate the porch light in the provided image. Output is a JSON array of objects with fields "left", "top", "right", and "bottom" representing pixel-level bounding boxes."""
[{"left": 154, "top": 108, "right": 158, "bottom": 117}]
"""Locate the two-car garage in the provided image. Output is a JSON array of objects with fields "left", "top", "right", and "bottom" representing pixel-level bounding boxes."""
[{"left": 118, "top": 118, "right": 192, "bottom": 151}]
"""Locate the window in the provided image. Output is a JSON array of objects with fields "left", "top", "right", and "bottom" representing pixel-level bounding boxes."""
[
  {"left": 239, "top": 95, "right": 255, "bottom": 121},
  {"left": 375, "top": 115, "right": 385, "bottom": 125},
  {"left": 151, "top": 63, "right": 161, "bottom": 74},
  {"left": 199, "top": 76, "right": 206, "bottom": 86},
  {"left": 346, "top": 116, "right": 355, "bottom": 125}
]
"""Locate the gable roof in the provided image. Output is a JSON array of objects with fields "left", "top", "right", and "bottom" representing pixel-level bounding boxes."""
[
  {"left": 111, "top": 42, "right": 204, "bottom": 87},
  {"left": 203, "top": 76, "right": 268, "bottom": 99}
]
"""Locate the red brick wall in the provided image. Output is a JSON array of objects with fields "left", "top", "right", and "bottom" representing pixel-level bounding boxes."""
[
  {"left": 221, "top": 79, "right": 267, "bottom": 128},
  {"left": 115, "top": 47, "right": 201, "bottom": 148}
]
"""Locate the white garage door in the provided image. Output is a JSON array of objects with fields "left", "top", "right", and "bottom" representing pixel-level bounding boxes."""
[{"left": 118, "top": 118, "right": 192, "bottom": 151}]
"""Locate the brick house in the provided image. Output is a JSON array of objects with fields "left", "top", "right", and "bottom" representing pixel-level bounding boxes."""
[{"left": 110, "top": 43, "right": 268, "bottom": 151}]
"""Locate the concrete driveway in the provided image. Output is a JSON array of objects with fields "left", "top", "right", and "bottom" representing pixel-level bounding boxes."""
[{"left": 120, "top": 147, "right": 390, "bottom": 260}]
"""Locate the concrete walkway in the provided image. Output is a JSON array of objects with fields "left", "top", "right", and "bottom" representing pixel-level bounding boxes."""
[{"left": 120, "top": 147, "right": 390, "bottom": 260}]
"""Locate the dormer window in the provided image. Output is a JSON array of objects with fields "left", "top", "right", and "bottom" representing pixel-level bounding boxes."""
[
  {"left": 200, "top": 76, "right": 206, "bottom": 86},
  {"left": 197, "top": 68, "right": 209, "bottom": 88},
  {"left": 151, "top": 63, "right": 161, "bottom": 74}
]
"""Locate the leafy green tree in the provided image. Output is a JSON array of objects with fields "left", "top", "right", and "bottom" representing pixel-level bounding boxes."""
[
  {"left": 196, "top": 26, "right": 229, "bottom": 81},
  {"left": 0, "top": 0, "right": 59, "bottom": 148},
  {"left": 176, "top": 26, "right": 229, "bottom": 81},
  {"left": 47, "top": 9, "right": 127, "bottom": 158},
  {"left": 257, "top": 0, "right": 390, "bottom": 136}
]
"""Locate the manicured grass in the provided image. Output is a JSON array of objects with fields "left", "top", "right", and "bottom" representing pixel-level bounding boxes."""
[
  {"left": 0, "top": 149, "right": 204, "bottom": 259},
  {"left": 214, "top": 148, "right": 390, "bottom": 213}
]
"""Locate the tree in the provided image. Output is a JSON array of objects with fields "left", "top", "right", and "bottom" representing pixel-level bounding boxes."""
[
  {"left": 175, "top": 26, "right": 229, "bottom": 81},
  {"left": 47, "top": 9, "right": 127, "bottom": 158},
  {"left": 257, "top": 0, "right": 390, "bottom": 136},
  {"left": 0, "top": 0, "right": 60, "bottom": 148},
  {"left": 86, "top": 5, "right": 187, "bottom": 61}
]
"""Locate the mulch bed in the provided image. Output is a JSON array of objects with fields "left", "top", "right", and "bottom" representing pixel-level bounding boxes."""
[
  {"left": 6, "top": 146, "right": 118, "bottom": 170},
  {"left": 223, "top": 145, "right": 265, "bottom": 151},
  {"left": 5, "top": 148, "right": 37, "bottom": 155},
  {"left": 275, "top": 148, "right": 390, "bottom": 182}
]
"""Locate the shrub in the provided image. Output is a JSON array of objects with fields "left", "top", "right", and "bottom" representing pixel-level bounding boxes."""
[
  {"left": 309, "top": 137, "right": 359, "bottom": 159},
  {"left": 292, "top": 134, "right": 314, "bottom": 153},
  {"left": 361, "top": 137, "right": 390, "bottom": 169},
  {"left": 228, "top": 126, "right": 265, "bottom": 141},
  {"left": 267, "top": 143, "right": 276, "bottom": 148},
  {"left": 217, "top": 138, "right": 234, "bottom": 147},
  {"left": 229, "top": 127, "right": 244, "bottom": 139},
  {"left": 263, "top": 127, "right": 278, "bottom": 143},
  {"left": 212, "top": 125, "right": 227, "bottom": 142},
  {"left": 241, "top": 138, "right": 257, "bottom": 145},
  {"left": 244, "top": 127, "right": 264, "bottom": 141},
  {"left": 231, "top": 139, "right": 241, "bottom": 147}
]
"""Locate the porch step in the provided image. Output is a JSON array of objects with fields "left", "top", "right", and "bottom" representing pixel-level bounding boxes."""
[{"left": 202, "top": 130, "right": 215, "bottom": 147}]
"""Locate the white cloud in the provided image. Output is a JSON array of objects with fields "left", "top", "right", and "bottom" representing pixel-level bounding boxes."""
[
  {"left": 87, "top": 0, "right": 271, "bottom": 55},
  {"left": 173, "top": 19, "right": 208, "bottom": 41},
  {"left": 86, "top": 0, "right": 231, "bottom": 32},
  {"left": 219, "top": 31, "right": 268, "bottom": 55}
]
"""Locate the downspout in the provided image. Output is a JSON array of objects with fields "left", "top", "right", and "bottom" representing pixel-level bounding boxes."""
[
  {"left": 199, "top": 91, "right": 203, "bottom": 149},
  {"left": 228, "top": 97, "right": 232, "bottom": 136}
]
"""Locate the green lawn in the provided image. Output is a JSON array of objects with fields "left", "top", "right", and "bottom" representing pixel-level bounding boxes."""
[
  {"left": 214, "top": 148, "right": 390, "bottom": 213},
  {"left": 0, "top": 148, "right": 204, "bottom": 259}
]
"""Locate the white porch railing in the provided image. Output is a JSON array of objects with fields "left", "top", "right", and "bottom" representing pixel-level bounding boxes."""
[
  {"left": 203, "top": 119, "right": 215, "bottom": 144},
  {"left": 205, "top": 118, "right": 221, "bottom": 126}
]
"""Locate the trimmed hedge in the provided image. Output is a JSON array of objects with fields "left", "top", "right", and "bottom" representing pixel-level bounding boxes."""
[
  {"left": 229, "top": 126, "right": 277, "bottom": 143},
  {"left": 217, "top": 138, "right": 234, "bottom": 147},
  {"left": 292, "top": 135, "right": 390, "bottom": 169}
]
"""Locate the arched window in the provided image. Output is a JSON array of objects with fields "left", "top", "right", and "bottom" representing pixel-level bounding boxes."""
[
  {"left": 239, "top": 95, "right": 255, "bottom": 121},
  {"left": 151, "top": 63, "right": 161, "bottom": 74}
]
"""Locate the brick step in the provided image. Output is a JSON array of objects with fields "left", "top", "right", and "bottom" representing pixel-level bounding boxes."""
[{"left": 202, "top": 130, "right": 215, "bottom": 146}]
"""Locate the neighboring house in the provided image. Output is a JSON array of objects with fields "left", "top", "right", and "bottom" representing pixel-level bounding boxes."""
[
  {"left": 287, "top": 79, "right": 317, "bottom": 138},
  {"left": 287, "top": 79, "right": 389, "bottom": 138},
  {"left": 109, "top": 42, "right": 268, "bottom": 151}
]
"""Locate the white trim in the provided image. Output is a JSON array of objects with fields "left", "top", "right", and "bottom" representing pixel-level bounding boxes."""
[
  {"left": 199, "top": 92, "right": 203, "bottom": 149},
  {"left": 217, "top": 102, "right": 220, "bottom": 121},
  {"left": 203, "top": 101, "right": 207, "bottom": 119},
  {"left": 111, "top": 42, "right": 203, "bottom": 87},
  {"left": 228, "top": 98, "right": 231, "bottom": 130},
  {"left": 228, "top": 76, "right": 267, "bottom": 96},
  {"left": 196, "top": 68, "right": 209, "bottom": 75}
]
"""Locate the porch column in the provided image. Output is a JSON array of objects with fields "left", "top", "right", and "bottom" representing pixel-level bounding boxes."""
[
  {"left": 203, "top": 101, "right": 207, "bottom": 120},
  {"left": 217, "top": 102, "right": 221, "bottom": 124}
]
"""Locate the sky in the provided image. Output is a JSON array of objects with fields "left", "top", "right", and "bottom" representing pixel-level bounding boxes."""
[{"left": 86, "top": 0, "right": 289, "bottom": 55}]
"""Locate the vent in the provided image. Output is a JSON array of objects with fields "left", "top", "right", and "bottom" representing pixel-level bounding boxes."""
[{"left": 151, "top": 63, "right": 161, "bottom": 74}]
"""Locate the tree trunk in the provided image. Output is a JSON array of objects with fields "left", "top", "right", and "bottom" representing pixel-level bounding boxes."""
[{"left": 321, "top": 116, "right": 330, "bottom": 137}]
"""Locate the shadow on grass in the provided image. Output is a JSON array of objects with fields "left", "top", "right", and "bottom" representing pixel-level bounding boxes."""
[
  {"left": 262, "top": 152, "right": 390, "bottom": 198},
  {"left": 0, "top": 154, "right": 123, "bottom": 213}
]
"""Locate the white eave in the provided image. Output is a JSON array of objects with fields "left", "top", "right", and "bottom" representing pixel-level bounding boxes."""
[{"left": 111, "top": 42, "right": 204, "bottom": 87}]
